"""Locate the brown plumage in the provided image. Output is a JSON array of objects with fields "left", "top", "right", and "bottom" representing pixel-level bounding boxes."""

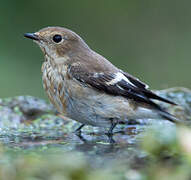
[{"left": 24, "top": 26, "right": 179, "bottom": 134}]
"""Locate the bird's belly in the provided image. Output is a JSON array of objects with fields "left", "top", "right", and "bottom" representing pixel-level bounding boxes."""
[{"left": 64, "top": 79, "right": 137, "bottom": 127}]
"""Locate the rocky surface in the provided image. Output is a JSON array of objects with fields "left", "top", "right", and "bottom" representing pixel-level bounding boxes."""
[{"left": 0, "top": 87, "right": 191, "bottom": 179}]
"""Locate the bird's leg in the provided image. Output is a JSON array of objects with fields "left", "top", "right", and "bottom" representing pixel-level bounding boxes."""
[
  {"left": 105, "top": 120, "right": 118, "bottom": 143},
  {"left": 107, "top": 122, "right": 117, "bottom": 135},
  {"left": 75, "top": 124, "right": 85, "bottom": 134}
]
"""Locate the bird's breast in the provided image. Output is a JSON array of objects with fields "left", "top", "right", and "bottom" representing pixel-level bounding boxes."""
[{"left": 41, "top": 60, "right": 68, "bottom": 113}]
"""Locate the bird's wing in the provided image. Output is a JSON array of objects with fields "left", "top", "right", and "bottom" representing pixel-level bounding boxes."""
[
  {"left": 121, "top": 71, "right": 177, "bottom": 105},
  {"left": 67, "top": 64, "right": 177, "bottom": 107}
]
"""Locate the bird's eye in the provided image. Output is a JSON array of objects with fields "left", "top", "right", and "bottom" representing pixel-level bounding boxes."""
[{"left": 52, "top": 34, "right": 62, "bottom": 43}]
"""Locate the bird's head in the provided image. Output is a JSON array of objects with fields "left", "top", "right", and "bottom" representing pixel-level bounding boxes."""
[{"left": 24, "top": 27, "right": 90, "bottom": 59}]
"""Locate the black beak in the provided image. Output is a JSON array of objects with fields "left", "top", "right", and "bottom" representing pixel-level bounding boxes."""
[{"left": 24, "top": 33, "right": 39, "bottom": 41}]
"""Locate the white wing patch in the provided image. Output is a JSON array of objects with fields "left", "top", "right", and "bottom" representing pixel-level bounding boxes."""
[
  {"left": 106, "top": 72, "right": 135, "bottom": 87},
  {"left": 144, "top": 83, "right": 149, "bottom": 89}
]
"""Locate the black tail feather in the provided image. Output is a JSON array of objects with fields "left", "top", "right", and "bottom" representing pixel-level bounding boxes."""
[
  {"left": 143, "top": 90, "right": 177, "bottom": 105},
  {"left": 147, "top": 99, "right": 180, "bottom": 123},
  {"left": 158, "top": 109, "right": 180, "bottom": 123}
]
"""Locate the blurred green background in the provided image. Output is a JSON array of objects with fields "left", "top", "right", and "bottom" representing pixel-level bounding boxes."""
[{"left": 0, "top": 0, "right": 190, "bottom": 99}]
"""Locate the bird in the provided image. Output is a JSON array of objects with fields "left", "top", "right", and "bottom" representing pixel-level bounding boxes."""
[{"left": 24, "top": 26, "right": 179, "bottom": 135}]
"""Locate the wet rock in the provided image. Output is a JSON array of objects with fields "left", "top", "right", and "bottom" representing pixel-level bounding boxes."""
[
  {"left": 0, "top": 87, "right": 190, "bottom": 124},
  {"left": 0, "top": 87, "right": 190, "bottom": 179},
  {"left": 0, "top": 96, "right": 56, "bottom": 121},
  {"left": 0, "top": 87, "right": 190, "bottom": 141}
]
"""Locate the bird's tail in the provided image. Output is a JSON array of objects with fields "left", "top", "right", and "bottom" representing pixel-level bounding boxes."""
[
  {"left": 148, "top": 100, "right": 181, "bottom": 124},
  {"left": 157, "top": 108, "right": 181, "bottom": 124}
]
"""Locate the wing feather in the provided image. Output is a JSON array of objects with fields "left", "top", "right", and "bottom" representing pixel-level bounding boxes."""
[{"left": 68, "top": 65, "right": 176, "bottom": 107}]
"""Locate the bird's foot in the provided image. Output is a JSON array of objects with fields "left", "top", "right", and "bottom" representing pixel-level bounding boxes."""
[
  {"left": 105, "top": 122, "right": 118, "bottom": 143},
  {"left": 106, "top": 133, "right": 115, "bottom": 143}
]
